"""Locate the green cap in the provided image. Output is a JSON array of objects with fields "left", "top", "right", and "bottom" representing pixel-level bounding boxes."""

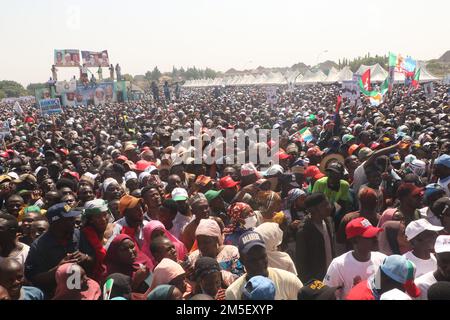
[
  {"left": 24, "top": 206, "right": 42, "bottom": 215},
  {"left": 204, "top": 189, "right": 223, "bottom": 203},
  {"left": 84, "top": 199, "right": 109, "bottom": 216}
]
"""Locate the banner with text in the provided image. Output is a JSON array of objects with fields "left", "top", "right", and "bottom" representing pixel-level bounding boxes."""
[{"left": 39, "top": 98, "right": 63, "bottom": 115}]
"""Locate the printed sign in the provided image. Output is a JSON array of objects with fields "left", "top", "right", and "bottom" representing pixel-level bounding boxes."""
[
  {"left": 54, "top": 49, "right": 81, "bottom": 67},
  {"left": 266, "top": 87, "right": 278, "bottom": 104},
  {"left": 0, "top": 121, "right": 10, "bottom": 140},
  {"left": 39, "top": 98, "right": 63, "bottom": 115},
  {"left": 81, "top": 50, "right": 110, "bottom": 67}
]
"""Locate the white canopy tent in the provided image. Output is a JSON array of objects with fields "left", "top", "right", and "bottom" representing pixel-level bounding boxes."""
[
  {"left": 182, "top": 62, "right": 440, "bottom": 87},
  {"left": 356, "top": 64, "right": 389, "bottom": 82}
]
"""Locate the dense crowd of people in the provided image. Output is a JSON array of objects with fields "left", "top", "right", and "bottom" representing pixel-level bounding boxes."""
[{"left": 0, "top": 81, "right": 449, "bottom": 300}]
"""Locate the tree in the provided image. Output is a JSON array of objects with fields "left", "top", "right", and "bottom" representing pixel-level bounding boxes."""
[
  {"left": 204, "top": 67, "right": 217, "bottom": 79},
  {"left": 172, "top": 66, "right": 178, "bottom": 79},
  {"left": 122, "top": 74, "right": 134, "bottom": 82},
  {"left": 26, "top": 83, "right": 47, "bottom": 96},
  {"left": 151, "top": 67, "right": 162, "bottom": 81},
  {"left": 0, "top": 81, "right": 27, "bottom": 98},
  {"left": 0, "top": 90, "right": 6, "bottom": 100},
  {"left": 144, "top": 70, "right": 153, "bottom": 82}
]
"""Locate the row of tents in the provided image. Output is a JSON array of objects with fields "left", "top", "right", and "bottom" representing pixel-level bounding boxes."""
[{"left": 183, "top": 63, "right": 439, "bottom": 87}]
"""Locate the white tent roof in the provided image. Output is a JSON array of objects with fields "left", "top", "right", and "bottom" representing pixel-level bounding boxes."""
[
  {"left": 417, "top": 62, "right": 440, "bottom": 82},
  {"left": 324, "top": 67, "right": 340, "bottom": 83},
  {"left": 300, "top": 70, "right": 327, "bottom": 84},
  {"left": 337, "top": 66, "right": 354, "bottom": 82},
  {"left": 356, "top": 64, "right": 388, "bottom": 82}
]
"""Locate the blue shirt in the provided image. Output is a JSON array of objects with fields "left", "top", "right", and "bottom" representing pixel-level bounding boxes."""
[
  {"left": 20, "top": 286, "right": 44, "bottom": 300},
  {"left": 24, "top": 229, "right": 94, "bottom": 297}
]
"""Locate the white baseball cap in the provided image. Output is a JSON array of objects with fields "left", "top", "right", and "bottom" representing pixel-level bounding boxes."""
[
  {"left": 405, "top": 219, "right": 443, "bottom": 241},
  {"left": 124, "top": 171, "right": 138, "bottom": 182},
  {"left": 171, "top": 188, "right": 188, "bottom": 202},
  {"left": 435, "top": 235, "right": 450, "bottom": 254}
]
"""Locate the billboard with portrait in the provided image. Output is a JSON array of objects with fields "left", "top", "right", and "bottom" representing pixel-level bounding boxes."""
[
  {"left": 35, "top": 87, "right": 53, "bottom": 100},
  {"left": 81, "top": 50, "right": 110, "bottom": 67},
  {"left": 73, "top": 82, "right": 116, "bottom": 106},
  {"left": 54, "top": 49, "right": 81, "bottom": 67}
]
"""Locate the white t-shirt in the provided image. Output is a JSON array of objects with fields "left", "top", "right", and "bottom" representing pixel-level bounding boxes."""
[
  {"left": 414, "top": 271, "right": 437, "bottom": 300},
  {"left": 403, "top": 251, "right": 437, "bottom": 278},
  {"left": 323, "top": 251, "right": 386, "bottom": 300},
  {"left": 105, "top": 218, "right": 149, "bottom": 250},
  {"left": 170, "top": 212, "right": 194, "bottom": 240},
  {"left": 225, "top": 267, "right": 303, "bottom": 300},
  {"left": 0, "top": 243, "right": 30, "bottom": 265},
  {"left": 352, "top": 163, "right": 367, "bottom": 194}
]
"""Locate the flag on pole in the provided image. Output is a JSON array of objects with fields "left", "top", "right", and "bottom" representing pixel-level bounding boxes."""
[
  {"left": 13, "top": 102, "right": 24, "bottom": 115},
  {"left": 388, "top": 52, "right": 397, "bottom": 68},
  {"left": 369, "top": 93, "right": 383, "bottom": 106},
  {"left": 358, "top": 79, "right": 378, "bottom": 97},
  {"left": 291, "top": 127, "right": 313, "bottom": 143},
  {"left": 359, "top": 76, "right": 389, "bottom": 106},
  {"left": 412, "top": 68, "right": 421, "bottom": 90},
  {"left": 361, "top": 69, "right": 371, "bottom": 91},
  {"left": 335, "top": 95, "right": 342, "bottom": 113},
  {"left": 380, "top": 77, "right": 389, "bottom": 95},
  {"left": 404, "top": 56, "right": 417, "bottom": 77}
]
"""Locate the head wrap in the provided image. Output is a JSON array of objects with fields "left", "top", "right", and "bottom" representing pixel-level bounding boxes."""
[
  {"left": 195, "top": 219, "right": 221, "bottom": 238},
  {"left": 150, "top": 258, "right": 185, "bottom": 290},
  {"left": 147, "top": 285, "right": 176, "bottom": 300},
  {"left": 53, "top": 263, "right": 101, "bottom": 300}
]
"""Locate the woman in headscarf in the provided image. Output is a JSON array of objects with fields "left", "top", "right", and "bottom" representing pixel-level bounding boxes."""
[
  {"left": 256, "top": 190, "right": 283, "bottom": 223},
  {"left": 149, "top": 258, "right": 192, "bottom": 299},
  {"left": 192, "top": 256, "right": 226, "bottom": 300},
  {"left": 147, "top": 285, "right": 183, "bottom": 300},
  {"left": 188, "top": 219, "right": 243, "bottom": 286},
  {"left": 223, "top": 202, "right": 257, "bottom": 246},
  {"left": 102, "top": 178, "right": 124, "bottom": 202},
  {"left": 53, "top": 263, "right": 101, "bottom": 300},
  {"left": 104, "top": 234, "right": 154, "bottom": 293},
  {"left": 81, "top": 199, "right": 112, "bottom": 283},
  {"left": 254, "top": 222, "right": 297, "bottom": 275},
  {"left": 141, "top": 220, "right": 187, "bottom": 267},
  {"left": 283, "top": 188, "right": 308, "bottom": 256},
  {"left": 283, "top": 188, "right": 308, "bottom": 224}
]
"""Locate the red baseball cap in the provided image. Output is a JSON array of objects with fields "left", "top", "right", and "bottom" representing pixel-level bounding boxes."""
[
  {"left": 276, "top": 150, "right": 292, "bottom": 160},
  {"left": 116, "top": 155, "right": 128, "bottom": 162},
  {"left": 304, "top": 166, "right": 325, "bottom": 180},
  {"left": 345, "top": 217, "right": 383, "bottom": 240},
  {"left": 62, "top": 170, "right": 80, "bottom": 181},
  {"left": 307, "top": 146, "right": 324, "bottom": 158},
  {"left": 0, "top": 152, "right": 10, "bottom": 159},
  {"left": 218, "top": 176, "right": 239, "bottom": 189},
  {"left": 135, "top": 160, "right": 152, "bottom": 172}
]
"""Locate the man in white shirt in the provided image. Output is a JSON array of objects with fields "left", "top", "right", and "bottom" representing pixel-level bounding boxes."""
[
  {"left": 403, "top": 219, "right": 442, "bottom": 277},
  {"left": 415, "top": 235, "right": 450, "bottom": 299},
  {"left": 323, "top": 217, "right": 385, "bottom": 299},
  {"left": 170, "top": 188, "right": 194, "bottom": 239},
  {"left": 226, "top": 231, "right": 303, "bottom": 300}
]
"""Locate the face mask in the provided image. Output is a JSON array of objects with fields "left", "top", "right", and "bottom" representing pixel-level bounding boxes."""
[{"left": 244, "top": 215, "right": 257, "bottom": 229}]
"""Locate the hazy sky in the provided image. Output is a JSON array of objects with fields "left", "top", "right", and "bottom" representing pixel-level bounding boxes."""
[{"left": 1, "top": 0, "right": 449, "bottom": 86}]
